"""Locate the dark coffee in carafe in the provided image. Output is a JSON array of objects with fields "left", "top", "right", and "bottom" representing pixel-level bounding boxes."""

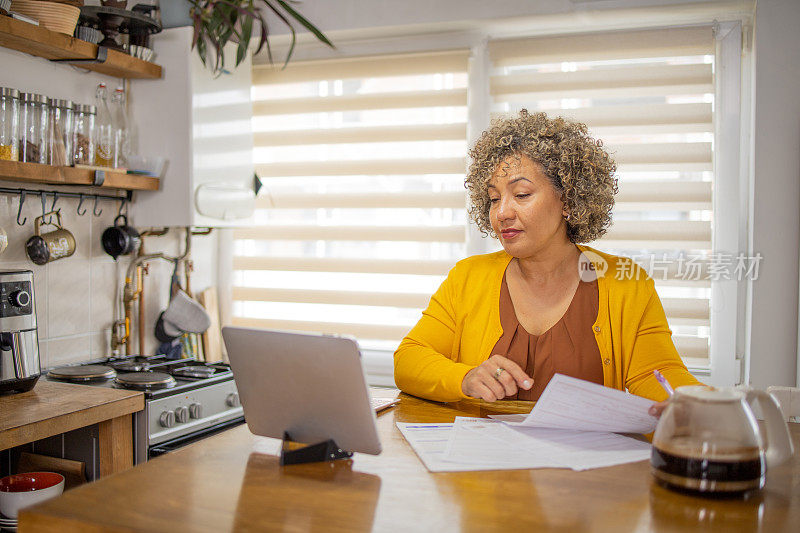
[{"left": 651, "top": 437, "right": 765, "bottom": 494}]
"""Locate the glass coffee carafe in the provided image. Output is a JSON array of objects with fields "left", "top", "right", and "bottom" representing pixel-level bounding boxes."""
[{"left": 651, "top": 386, "right": 794, "bottom": 495}]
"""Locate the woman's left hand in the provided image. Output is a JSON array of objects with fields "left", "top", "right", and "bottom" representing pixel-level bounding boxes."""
[{"left": 648, "top": 401, "right": 669, "bottom": 418}]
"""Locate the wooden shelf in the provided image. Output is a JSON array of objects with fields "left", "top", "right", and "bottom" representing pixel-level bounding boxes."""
[
  {"left": 0, "top": 159, "right": 159, "bottom": 191},
  {"left": 0, "top": 15, "right": 161, "bottom": 79}
]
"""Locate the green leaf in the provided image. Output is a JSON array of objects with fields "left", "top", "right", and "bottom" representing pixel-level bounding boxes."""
[
  {"left": 260, "top": 1, "right": 296, "bottom": 67},
  {"left": 237, "top": 15, "right": 253, "bottom": 65},
  {"left": 274, "top": 0, "right": 334, "bottom": 48}
]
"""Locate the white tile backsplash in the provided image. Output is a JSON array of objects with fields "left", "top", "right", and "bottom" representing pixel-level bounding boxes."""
[{"left": 1, "top": 193, "right": 218, "bottom": 369}]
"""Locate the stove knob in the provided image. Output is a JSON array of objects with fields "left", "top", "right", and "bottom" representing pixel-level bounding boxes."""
[
  {"left": 159, "top": 410, "right": 176, "bottom": 428},
  {"left": 9, "top": 290, "right": 30, "bottom": 308},
  {"left": 175, "top": 406, "right": 189, "bottom": 423},
  {"left": 226, "top": 392, "right": 240, "bottom": 407},
  {"left": 189, "top": 403, "right": 203, "bottom": 419}
]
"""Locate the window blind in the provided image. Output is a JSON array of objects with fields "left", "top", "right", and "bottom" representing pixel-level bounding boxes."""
[
  {"left": 234, "top": 50, "right": 470, "bottom": 351},
  {"left": 489, "top": 26, "right": 715, "bottom": 367}
]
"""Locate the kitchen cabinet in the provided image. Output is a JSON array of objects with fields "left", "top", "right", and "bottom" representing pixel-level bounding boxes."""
[
  {"left": 129, "top": 26, "right": 256, "bottom": 227},
  {"left": 0, "top": 380, "right": 144, "bottom": 477}
]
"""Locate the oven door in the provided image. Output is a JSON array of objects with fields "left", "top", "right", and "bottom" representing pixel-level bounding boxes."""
[{"left": 149, "top": 416, "right": 245, "bottom": 458}]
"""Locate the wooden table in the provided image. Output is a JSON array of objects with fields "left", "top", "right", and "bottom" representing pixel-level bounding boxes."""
[
  {"left": 19, "top": 393, "right": 800, "bottom": 532},
  {"left": 0, "top": 380, "right": 144, "bottom": 477}
]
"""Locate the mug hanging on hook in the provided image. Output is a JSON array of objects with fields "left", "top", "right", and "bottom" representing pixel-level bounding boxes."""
[
  {"left": 101, "top": 210, "right": 140, "bottom": 259},
  {"left": 25, "top": 210, "right": 76, "bottom": 265}
]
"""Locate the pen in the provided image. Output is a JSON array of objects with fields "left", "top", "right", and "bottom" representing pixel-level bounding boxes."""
[{"left": 653, "top": 369, "right": 674, "bottom": 397}]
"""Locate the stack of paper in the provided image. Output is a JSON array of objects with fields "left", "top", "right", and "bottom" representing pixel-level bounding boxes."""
[{"left": 397, "top": 374, "right": 657, "bottom": 472}]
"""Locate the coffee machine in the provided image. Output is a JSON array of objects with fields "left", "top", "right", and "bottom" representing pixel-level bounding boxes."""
[{"left": 0, "top": 270, "right": 41, "bottom": 394}]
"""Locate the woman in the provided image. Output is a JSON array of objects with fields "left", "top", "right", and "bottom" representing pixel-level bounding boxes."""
[{"left": 394, "top": 110, "right": 700, "bottom": 408}]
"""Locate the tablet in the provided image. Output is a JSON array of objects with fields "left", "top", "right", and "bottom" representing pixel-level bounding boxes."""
[{"left": 222, "top": 326, "right": 382, "bottom": 455}]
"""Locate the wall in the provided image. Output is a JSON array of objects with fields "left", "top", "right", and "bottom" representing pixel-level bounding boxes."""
[
  {"left": 0, "top": 46, "right": 217, "bottom": 368},
  {"left": 747, "top": 0, "right": 800, "bottom": 387}
]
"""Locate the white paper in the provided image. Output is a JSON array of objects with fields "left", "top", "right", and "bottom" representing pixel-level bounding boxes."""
[
  {"left": 505, "top": 425, "right": 652, "bottom": 471},
  {"left": 444, "top": 417, "right": 651, "bottom": 471},
  {"left": 511, "top": 373, "right": 658, "bottom": 434},
  {"left": 396, "top": 422, "right": 502, "bottom": 472},
  {"left": 397, "top": 422, "right": 561, "bottom": 472},
  {"left": 445, "top": 417, "right": 563, "bottom": 469}
]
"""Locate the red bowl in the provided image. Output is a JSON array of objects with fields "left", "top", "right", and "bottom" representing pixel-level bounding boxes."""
[{"left": 0, "top": 472, "right": 64, "bottom": 493}]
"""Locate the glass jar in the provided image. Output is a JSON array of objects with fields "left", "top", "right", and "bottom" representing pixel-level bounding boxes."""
[
  {"left": 72, "top": 104, "right": 96, "bottom": 166},
  {"left": 47, "top": 98, "right": 74, "bottom": 167},
  {"left": 0, "top": 87, "right": 20, "bottom": 161},
  {"left": 94, "top": 83, "right": 114, "bottom": 167},
  {"left": 19, "top": 92, "right": 48, "bottom": 164}
]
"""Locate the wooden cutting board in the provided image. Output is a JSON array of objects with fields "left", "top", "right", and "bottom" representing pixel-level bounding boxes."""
[{"left": 198, "top": 287, "right": 223, "bottom": 363}]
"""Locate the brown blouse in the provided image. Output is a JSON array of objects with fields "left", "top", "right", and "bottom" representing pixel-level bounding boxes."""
[{"left": 491, "top": 273, "right": 604, "bottom": 401}]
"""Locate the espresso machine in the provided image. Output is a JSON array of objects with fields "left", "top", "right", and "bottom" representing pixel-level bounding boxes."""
[{"left": 0, "top": 270, "right": 41, "bottom": 394}]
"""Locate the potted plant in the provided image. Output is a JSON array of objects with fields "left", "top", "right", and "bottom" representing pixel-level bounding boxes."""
[{"left": 186, "top": 0, "right": 333, "bottom": 75}]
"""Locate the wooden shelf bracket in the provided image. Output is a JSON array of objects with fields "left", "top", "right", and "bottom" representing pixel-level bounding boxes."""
[{"left": 50, "top": 46, "right": 109, "bottom": 65}]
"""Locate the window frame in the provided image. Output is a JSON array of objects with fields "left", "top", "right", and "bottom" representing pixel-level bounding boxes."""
[{"left": 241, "top": 14, "right": 753, "bottom": 388}]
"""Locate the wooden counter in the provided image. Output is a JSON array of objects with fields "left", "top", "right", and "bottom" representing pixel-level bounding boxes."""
[
  {"left": 0, "top": 380, "right": 144, "bottom": 476},
  {"left": 18, "top": 393, "right": 800, "bottom": 532}
]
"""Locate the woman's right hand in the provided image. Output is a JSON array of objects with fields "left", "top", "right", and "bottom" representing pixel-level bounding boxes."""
[{"left": 461, "top": 354, "right": 533, "bottom": 402}]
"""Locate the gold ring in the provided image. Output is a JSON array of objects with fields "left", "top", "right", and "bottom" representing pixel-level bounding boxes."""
[{"left": 494, "top": 368, "right": 505, "bottom": 380}]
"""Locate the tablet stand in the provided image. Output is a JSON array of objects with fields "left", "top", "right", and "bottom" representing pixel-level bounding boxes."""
[{"left": 280, "top": 431, "right": 354, "bottom": 465}]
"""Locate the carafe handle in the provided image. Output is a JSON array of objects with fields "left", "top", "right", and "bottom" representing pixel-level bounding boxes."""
[{"left": 746, "top": 389, "right": 795, "bottom": 467}]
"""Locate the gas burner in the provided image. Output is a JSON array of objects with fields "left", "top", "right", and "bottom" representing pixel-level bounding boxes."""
[
  {"left": 49, "top": 365, "right": 117, "bottom": 382},
  {"left": 108, "top": 360, "right": 150, "bottom": 372},
  {"left": 114, "top": 371, "right": 176, "bottom": 391},
  {"left": 170, "top": 365, "right": 217, "bottom": 379}
]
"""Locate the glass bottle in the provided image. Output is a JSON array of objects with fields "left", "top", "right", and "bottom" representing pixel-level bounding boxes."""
[
  {"left": 0, "top": 87, "right": 19, "bottom": 161},
  {"left": 47, "top": 98, "right": 74, "bottom": 167},
  {"left": 94, "top": 83, "right": 114, "bottom": 167},
  {"left": 72, "top": 104, "right": 96, "bottom": 166},
  {"left": 19, "top": 92, "right": 48, "bottom": 164},
  {"left": 111, "top": 87, "right": 129, "bottom": 168}
]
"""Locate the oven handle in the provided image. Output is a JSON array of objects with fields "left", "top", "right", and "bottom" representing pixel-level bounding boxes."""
[{"left": 149, "top": 416, "right": 245, "bottom": 457}]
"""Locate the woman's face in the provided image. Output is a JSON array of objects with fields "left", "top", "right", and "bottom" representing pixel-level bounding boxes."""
[{"left": 488, "top": 154, "right": 569, "bottom": 259}]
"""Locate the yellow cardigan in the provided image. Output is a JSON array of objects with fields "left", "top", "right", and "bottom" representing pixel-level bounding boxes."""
[{"left": 393, "top": 245, "right": 701, "bottom": 403}]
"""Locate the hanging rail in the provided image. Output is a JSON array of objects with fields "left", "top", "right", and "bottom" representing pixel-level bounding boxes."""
[{"left": 0, "top": 187, "right": 133, "bottom": 226}]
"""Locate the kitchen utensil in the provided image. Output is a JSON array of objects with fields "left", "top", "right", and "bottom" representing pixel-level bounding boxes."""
[
  {"left": 126, "top": 154, "right": 165, "bottom": 177},
  {"left": 17, "top": 452, "right": 86, "bottom": 490},
  {"left": 0, "top": 226, "right": 7, "bottom": 255},
  {"left": 0, "top": 472, "right": 64, "bottom": 518},
  {"left": 198, "top": 287, "right": 223, "bottom": 362},
  {"left": 101, "top": 214, "right": 140, "bottom": 259},
  {"left": 10, "top": 1, "right": 80, "bottom": 34},
  {"left": 651, "top": 385, "right": 794, "bottom": 494},
  {"left": 0, "top": 270, "right": 41, "bottom": 394},
  {"left": 161, "top": 290, "right": 210, "bottom": 334},
  {"left": 74, "top": 24, "right": 103, "bottom": 43},
  {"left": 25, "top": 211, "right": 75, "bottom": 265}
]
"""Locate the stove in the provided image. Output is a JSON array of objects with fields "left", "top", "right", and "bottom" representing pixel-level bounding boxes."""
[{"left": 47, "top": 355, "right": 244, "bottom": 463}]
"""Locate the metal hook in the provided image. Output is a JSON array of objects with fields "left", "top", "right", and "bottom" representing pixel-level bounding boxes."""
[
  {"left": 77, "top": 194, "right": 87, "bottom": 216},
  {"left": 117, "top": 197, "right": 127, "bottom": 218},
  {"left": 48, "top": 192, "right": 59, "bottom": 224},
  {"left": 93, "top": 195, "right": 102, "bottom": 216},
  {"left": 16, "top": 190, "right": 26, "bottom": 226},
  {"left": 41, "top": 192, "right": 47, "bottom": 221}
]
